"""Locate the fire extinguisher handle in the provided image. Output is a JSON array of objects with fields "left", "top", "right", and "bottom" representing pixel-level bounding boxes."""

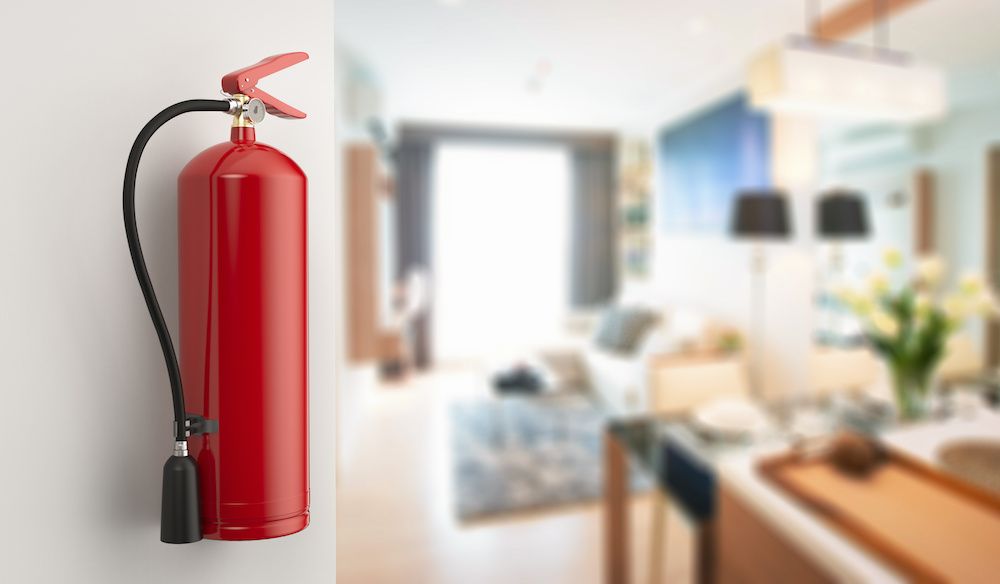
[{"left": 221, "top": 52, "right": 309, "bottom": 119}]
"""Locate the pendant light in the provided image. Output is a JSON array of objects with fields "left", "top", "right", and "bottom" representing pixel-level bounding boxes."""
[{"left": 748, "top": 0, "right": 946, "bottom": 123}]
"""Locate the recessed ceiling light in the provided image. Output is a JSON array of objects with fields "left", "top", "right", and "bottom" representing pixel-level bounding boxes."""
[{"left": 437, "top": 0, "right": 465, "bottom": 7}]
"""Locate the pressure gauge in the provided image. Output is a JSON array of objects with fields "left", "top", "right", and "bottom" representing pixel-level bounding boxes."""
[{"left": 245, "top": 98, "right": 266, "bottom": 124}]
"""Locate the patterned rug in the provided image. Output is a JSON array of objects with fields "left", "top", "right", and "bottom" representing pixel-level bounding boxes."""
[{"left": 450, "top": 393, "right": 649, "bottom": 520}]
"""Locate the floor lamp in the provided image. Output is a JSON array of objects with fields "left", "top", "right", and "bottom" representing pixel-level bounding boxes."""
[
  {"left": 731, "top": 191, "right": 792, "bottom": 396},
  {"left": 818, "top": 188, "right": 869, "bottom": 266},
  {"left": 818, "top": 189, "right": 869, "bottom": 343}
]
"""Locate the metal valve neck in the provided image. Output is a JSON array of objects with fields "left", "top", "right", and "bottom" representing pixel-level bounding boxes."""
[{"left": 228, "top": 94, "right": 266, "bottom": 128}]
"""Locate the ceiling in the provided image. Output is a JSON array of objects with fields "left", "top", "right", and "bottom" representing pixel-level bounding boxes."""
[{"left": 335, "top": 0, "right": 1000, "bottom": 131}]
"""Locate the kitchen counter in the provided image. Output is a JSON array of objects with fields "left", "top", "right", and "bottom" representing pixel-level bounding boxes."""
[{"left": 718, "top": 409, "right": 1000, "bottom": 583}]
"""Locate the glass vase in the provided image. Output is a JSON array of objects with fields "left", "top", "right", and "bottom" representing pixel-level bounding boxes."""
[{"left": 890, "top": 364, "right": 933, "bottom": 422}]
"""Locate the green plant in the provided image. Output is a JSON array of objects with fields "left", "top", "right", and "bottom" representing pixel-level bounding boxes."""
[{"left": 717, "top": 330, "right": 743, "bottom": 354}]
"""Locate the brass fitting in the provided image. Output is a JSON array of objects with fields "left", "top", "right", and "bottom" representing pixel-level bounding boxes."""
[{"left": 230, "top": 94, "right": 254, "bottom": 128}]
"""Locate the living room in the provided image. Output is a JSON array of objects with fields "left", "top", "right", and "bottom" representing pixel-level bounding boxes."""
[{"left": 336, "top": 1, "right": 1000, "bottom": 582}]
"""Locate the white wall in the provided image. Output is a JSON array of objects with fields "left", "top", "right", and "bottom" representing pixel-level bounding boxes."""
[
  {"left": 820, "top": 95, "right": 1000, "bottom": 353},
  {"left": 649, "top": 93, "right": 1000, "bottom": 396},
  {"left": 648, "top": 115, "right": 818, "bottom": 399},
  {"left": 649, "top": 92, "right": 1000, "bottom": 395},
  {"left": 0, "top": 2, "right": 336, "bottom": 582},
  {"left": 649, "top": 203, "right": 816, "bottom": 399},
  {"left": 333, "top": 43, "right": 384, "bottom": 470},
  {"left": 918, "top": 97, "right": 1000, "bottom": 351}
]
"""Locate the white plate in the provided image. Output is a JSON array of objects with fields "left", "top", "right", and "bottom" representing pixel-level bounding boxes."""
[{"left": 692, "top": 398, "right": 769, "bottom": 438}]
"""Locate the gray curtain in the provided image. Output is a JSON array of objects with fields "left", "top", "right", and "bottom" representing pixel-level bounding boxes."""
[
  {"left": 394, "top": 139, "right": 434, "bottom": 368},
  {"left": 570, "top": 146, "right": 617, "bottom": 307}
]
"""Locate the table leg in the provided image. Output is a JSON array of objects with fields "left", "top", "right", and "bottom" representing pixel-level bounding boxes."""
[
  {"left": 696, "top": 520, "right": 716, "bottom": 584},
  {"left": 648, "top": 490, "right": 668, "bottom": 584},
  {"left": 604, "top": 427, "right": 629, "bottom": 584}
]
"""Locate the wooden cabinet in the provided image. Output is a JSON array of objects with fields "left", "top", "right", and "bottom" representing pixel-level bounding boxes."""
[{"left": 717, "top": 487, "right": 834, "bottom": 584}]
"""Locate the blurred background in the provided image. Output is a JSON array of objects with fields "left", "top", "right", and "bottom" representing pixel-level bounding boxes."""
[{"left": 334, "top": 1, "right": 1000, "bottom": 582}]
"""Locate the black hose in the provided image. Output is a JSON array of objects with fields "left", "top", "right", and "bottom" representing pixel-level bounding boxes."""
[{"left": 123, "top": 99, "right": 231, "bottom": 442}]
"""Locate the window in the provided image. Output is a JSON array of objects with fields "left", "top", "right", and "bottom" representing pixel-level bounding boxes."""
[{"left": 432, "top": 142, "right": 571, "bottom": 362}]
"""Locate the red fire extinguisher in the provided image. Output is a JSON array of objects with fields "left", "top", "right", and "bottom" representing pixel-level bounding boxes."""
[{"left": 122, "top": 52, "right": 309, "bottom": 543}]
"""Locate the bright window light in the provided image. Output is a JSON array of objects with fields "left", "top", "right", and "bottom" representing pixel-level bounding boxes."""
[{"left": 432, "top": 142, "right": 571, "bottom": 363}]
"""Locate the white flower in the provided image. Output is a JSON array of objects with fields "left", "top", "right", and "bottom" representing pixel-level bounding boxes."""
[
  {"left": 853, "top": 296, "right": 875, "bottom": 316},
  {"left": 834, "top": 284, "right": 876, "bottom": 316},
  {"left": 883, "top": 247, "right": 903, "bottom": 270},
  {"left": 869, "top": 310, "right": 900, "bottom": 337},
  {"left": 959, "top": 272, "right": 985, "bottom": 296},
  {"left": 916, "top": 255, "right": 945, "bottom": 286},
  {"left": 974, "top": 290, "right": 1000, "bottom": 317},
  {"left": 868, "top": 272, "right": 890, "bottom": 296},
  {"left": 943, "top": 293, "right": 970, "bottom": 324}
]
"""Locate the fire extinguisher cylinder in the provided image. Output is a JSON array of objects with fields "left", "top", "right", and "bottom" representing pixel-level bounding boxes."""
[{"left": 124, "top": 52, "right": 310, "bottom": 545}]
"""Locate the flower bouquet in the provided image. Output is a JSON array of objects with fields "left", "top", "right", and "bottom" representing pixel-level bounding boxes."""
[{"left": 838, "top": 250, "right": 998, "bottom": 420}]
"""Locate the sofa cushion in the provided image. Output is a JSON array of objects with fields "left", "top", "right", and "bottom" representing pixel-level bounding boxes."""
[
  {"left": 582, "top": 347, "right": 645, "bottom": 413},
  {"left": 593, "top": 307, "right": 660, "bottom": 354},
  {"left": 618, "top": 308, "right": 661, "bottom": 352}
]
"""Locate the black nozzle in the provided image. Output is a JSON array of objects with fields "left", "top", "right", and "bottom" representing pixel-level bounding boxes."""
[{"left": 160, "top": 454, "right": 202, "bottom": 544}]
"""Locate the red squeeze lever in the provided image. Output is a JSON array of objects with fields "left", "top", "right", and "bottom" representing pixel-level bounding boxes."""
[{"left": 222, "top": 52, "right": 309, "bottom": 119}]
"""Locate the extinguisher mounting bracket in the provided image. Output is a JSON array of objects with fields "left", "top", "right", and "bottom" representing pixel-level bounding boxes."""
[
  {"left": 221, "top": 52, "right": 309, "bottom": 119},
  {"left": 185, "top": 413, "right": 219, "bottom": 437}
]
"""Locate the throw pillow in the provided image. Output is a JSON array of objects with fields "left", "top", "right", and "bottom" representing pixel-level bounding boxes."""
[
  {"left": 593, "top": 308, "right": 623, "bottom": 351},
  {"left": 615, "top": 308, "right": 661, "bottom": 353},
  {"left": 594, "top": 307, "right": 660, "bottom": 354}
]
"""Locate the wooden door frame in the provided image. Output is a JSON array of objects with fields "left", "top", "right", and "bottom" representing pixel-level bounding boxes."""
[{"left": 986, "top": 148, "right": 1000, "bottom": 368}]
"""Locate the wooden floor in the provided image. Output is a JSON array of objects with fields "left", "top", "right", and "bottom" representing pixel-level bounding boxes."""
[{"left": 336, "top": 364, "right": 694, "bottom": 584}]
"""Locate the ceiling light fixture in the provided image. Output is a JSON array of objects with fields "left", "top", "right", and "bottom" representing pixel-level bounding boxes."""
[{"left": 748, "top": 1, "right": 946, "bottom": 123}]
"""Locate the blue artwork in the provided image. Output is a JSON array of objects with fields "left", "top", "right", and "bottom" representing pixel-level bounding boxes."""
[{"left": 657, "top": 93, "right": 771, "bottom": 233}]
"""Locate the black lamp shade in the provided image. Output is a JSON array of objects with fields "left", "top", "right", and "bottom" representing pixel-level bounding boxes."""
[
  {"left": 818, "top": 190, "right": 869, "bottom": 238},
  {"left": 730, "top": 190, "right": 791, "bottom": 238}
]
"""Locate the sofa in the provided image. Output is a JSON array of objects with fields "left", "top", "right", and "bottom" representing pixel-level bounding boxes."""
[{"left": 577, "top": 297, "right": 747, "bottom": 416}]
